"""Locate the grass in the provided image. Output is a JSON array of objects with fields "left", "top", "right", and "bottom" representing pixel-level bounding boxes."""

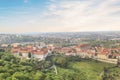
[{"left": 56, "top": 59, "right": 115, "bottom": 80}]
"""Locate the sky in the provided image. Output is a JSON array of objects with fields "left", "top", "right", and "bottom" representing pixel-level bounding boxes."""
[{"left": 0, "top": 0, "right": 120, "bottom": 33}]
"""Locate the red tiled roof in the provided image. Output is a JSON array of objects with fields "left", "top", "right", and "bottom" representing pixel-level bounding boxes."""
[
  {"left": 112, "top": 54, "right": 120, "bottom": 56},
  {"left": 32, "top": 51, "right": 47, "bottom": 55},
  {"left": 11, "top": 46, "right": 48, "bottom": 55},
  {"left": 12, "top": 51, "right": 19, "bottom": 53},
  {"left": 77, "top": 44, "right": 90, "bottom": 48}
]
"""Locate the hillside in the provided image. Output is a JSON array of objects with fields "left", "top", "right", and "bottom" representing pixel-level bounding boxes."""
[
  {"left": 0, "top": 52, "right": 118, "bottom": 80},
  {"left": 47, "top": 59, "right": 115, "bottom": 80}
]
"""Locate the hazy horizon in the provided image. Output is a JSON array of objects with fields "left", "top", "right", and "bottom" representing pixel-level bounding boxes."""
[
  {"left": 1, "top": 30, "right": 120, "bottom": 34},
  {"left": 0, "top": 0, "right": 120, "bottom": 33}
]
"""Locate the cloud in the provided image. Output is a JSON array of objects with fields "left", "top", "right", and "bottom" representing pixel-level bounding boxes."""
[
  {"left": 24, "top": 0, "right": 29, "bottom": 3},
  {"left": 41, "top": 0, "right": 120, "bottom": 32},
  {"left": 49, "top": 0, "right": 56, "bottom": 2},
  {"left": 1, "top": 0, "right": 120, "bottom": 32}
]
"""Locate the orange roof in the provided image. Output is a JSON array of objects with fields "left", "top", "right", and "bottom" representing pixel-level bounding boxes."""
[
  {"left": 77, "top": 44, "right": 90, "bottom": 48},
  {"left": 32, "top": 51, "right": 47, "bottom": 55},
  {"left": 11, "top": 46, "right": 48, "bottom": 55},
  {"left": 26, "top": 45, "right": 33, "bottom": 49},
  {"left": 11, "top": 51, "right": 19, "bottom": 53}
]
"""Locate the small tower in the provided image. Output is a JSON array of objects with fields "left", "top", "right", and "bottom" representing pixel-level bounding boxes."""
[{"left": 117, "top": 56, "right": 120, "bottom": 67}]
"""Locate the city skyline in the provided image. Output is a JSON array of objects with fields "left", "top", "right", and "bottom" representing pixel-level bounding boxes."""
[{"left": 0, "top": 0, "right": 120, "bottom": 33}]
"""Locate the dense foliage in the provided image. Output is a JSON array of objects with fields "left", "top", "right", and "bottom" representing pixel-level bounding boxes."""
[
  {"left": 103, "top": 66, "right": 120, "bottom": 80},
  {"left": 0, "top": 52, "right": 117, "bottom": 80}
]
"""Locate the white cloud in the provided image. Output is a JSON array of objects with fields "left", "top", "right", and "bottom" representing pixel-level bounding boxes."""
[
  {"left": 49, "top": 0, "right": 56, "bottom": 2},
  {"left": 1, "top": 0, "right": 120, "bottom": 32},
  {"left": 24, "top": 0, "right": 29, "bottom": 3},
  {"left": 41, "top": 0, "right": 120, "bottom": 32}
]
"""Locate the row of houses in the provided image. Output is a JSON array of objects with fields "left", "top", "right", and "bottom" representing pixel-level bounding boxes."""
[
  {"left": 53, "top": 44, "right": 120, "bottom": 59},
  {"left": 11, "top": 45, "right": 51, "bottom": 60},
  {"left": 11, "top": 43, "right": 120, "bottom": 60}
]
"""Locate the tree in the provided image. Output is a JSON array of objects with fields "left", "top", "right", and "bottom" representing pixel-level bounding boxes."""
[
  {"left": 28, "top": 52, "right": 31, "bottom": 58},
  {"left": 1, "top": 54, "right": 15, "bottom": 61},
  {"left": 0, "top": 73, "right": 11, "bottom": 80},
  {"left": 12, "top": 72, "right": 30, "bottom": 80},
  {"left": 33, "top": 72, "right": 45, "bottom": 80},
  {"left": 0, "top": 52, "right": 4, "bottom": 58},
  {"left": 53, "top": 55, "right": 68, "bottom": 68},
  {"left": 117, "top": 56, "right": 120, "bottom": 67},
  {"left": 0, "top": 49, "right": 5, "bottom": 52},
  {"left": 19, "top": 52, "right": 22, "bottom": 56}
]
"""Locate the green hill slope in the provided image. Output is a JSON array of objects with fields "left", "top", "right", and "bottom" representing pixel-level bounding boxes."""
[{"left": 0, "top": 52, "right": 118, "bottom": 80}]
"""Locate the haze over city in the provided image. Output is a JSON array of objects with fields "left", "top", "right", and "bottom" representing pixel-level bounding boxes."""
[{"left": 0, "top": 0, "right": 120, "bottom": 33}]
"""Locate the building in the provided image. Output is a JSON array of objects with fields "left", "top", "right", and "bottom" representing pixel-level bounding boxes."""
[{"left": 11, "top": 45, "right": 49, "bottom": 60}]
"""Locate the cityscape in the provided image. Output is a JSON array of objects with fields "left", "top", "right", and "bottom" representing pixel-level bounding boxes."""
[
  {"left": 0, "top": 0, "right": 120, "bottom": 80},
  {"left": 0, "top": 32, "right": 120, "bottom": 80}
]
